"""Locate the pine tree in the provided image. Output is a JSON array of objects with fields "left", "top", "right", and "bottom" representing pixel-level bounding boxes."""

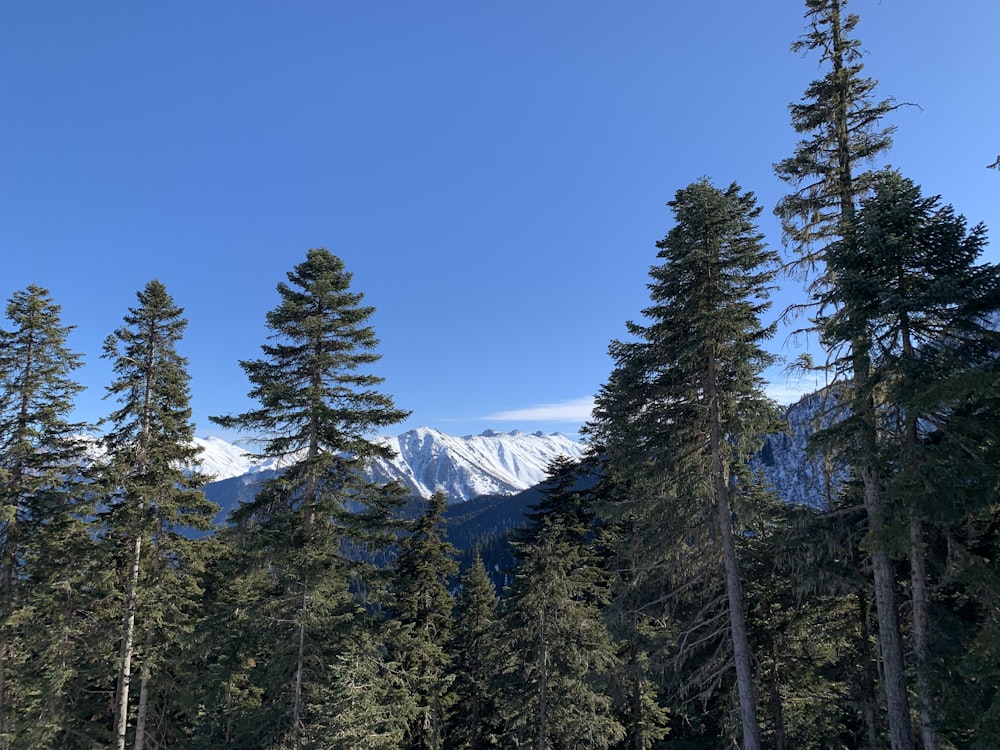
[
  {"left": 99, "top": 280, "right": 217, "bottom": 750},
  {"left": 209, "top": 248, "right": 410, "bottom": 747},
  {"left": 774, "top": 0, "right": 896, "bottom": 293},
  {"left": 391, "top": 491, "right": 458, "bottom": 750},
  {"left": 498, "top": 457, "right": 624, "bottom": 750},
  {"left": 449, "top": 556, "right": 502, "bottom": 750},
  {"left": 774, "top": 3, "right": 914, "bottom": 746},
  {"left": 587, "top": 179, "right": 780, "bottom": 750},
  {"left": 0, "top": 285, "right": 94, "bottom": 748},
  {"left": 819, "top": 170, "right": 1000, "bottom": 749}
]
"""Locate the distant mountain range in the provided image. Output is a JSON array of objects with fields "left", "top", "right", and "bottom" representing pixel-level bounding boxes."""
[
  {"left": 193, "top": 427, "right": 587, "bottom": 507},
  {"left": 80, "top": 397, "right": 837, "bottom": 569}
]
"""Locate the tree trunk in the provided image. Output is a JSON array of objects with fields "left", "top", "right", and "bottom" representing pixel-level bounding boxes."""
[
  {"left": 293, "top": 581, "right": 308, "bottom": 749},
  {"left": 857, "top": 591, "right": 880, "bottom": 749},
  {"left": 632, "top": 671, "right": 645, "bottom": 750},
  {"left": 708, "top": 352, "right": 761, "bottom": 750},
  {"left": 114, "top": 531, "right": 143, "bottom": 750},
  {"left": 132, "top": 665, "right": 150, "bottom": 750},
  {"left": 854, "top": 346, "right": 915, "bottom": 750},
  {"left": 910, "top": 516, "right": 939, "bottom": 750}
]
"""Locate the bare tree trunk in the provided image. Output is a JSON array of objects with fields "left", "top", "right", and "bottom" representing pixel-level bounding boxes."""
[
  {"left": 114, "top": 532, "right": 143, "bottom": 750},
  {"left": 854, "top": 348, "right": 915, "bottom": 750},
  {"left": 632, "top": 672, "right": 644, "bottom": 750},
  {"left": 707, "top": 351, "right": 760, "bottom": 750},
  {"left": 910, "top": 517, "right": 939, "bottom": 750},
  {"left": 132, "top": 665, "right": 150, "bottom": 750}
]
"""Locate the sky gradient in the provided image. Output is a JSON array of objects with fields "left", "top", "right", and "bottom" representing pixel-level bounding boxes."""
[{"left": 3, "top": 1, "right": 998, "bottom": 441}]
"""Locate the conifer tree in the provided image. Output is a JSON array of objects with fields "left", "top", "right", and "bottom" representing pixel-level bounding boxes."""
[
  {"left": 588, "top": 179, "right": 780, "bottom": 750},
  {"left": 449, "top": 556, "right": 502, "bottom": 750},
  {"left": 99, "top": 280, "right": 217, "bottom": 750},
  {"left": 774, "top": 3, "right": 914, "bottom": 746},
  {"left": 498, "top": 457, "right": 624, "bottom": 750},
  {"left": 0, "top": 285, "right": 93, "bottom": 748},
  {"left": 774, "top": 0, "right": 895, "bottom": 292},
  {"left": 209, "top": 248, "right": 410, "bottom": 747},
  {"left": 819, "top": 170, "right": 1000, "bottom": 749},
  {"left": 391, "top": 491, "right": 458, "bottom": 750}
]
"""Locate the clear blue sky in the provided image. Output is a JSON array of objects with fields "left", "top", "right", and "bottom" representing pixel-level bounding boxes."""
[{"left": 3, "top": 1, "right": 998, "bottom": 441}]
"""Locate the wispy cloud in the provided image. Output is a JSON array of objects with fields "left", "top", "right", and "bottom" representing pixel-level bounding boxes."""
[{"left": 485, "top": 397, "right": 595, "bottom": 423}]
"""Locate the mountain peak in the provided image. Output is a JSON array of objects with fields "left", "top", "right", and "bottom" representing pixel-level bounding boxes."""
[{"left": 194, "top": 428, "right": 587, "bottom": 503}]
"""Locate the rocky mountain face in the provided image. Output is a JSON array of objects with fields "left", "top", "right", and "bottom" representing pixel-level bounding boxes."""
[{"left": 754, "top": 387, "right": 848, "bottom": 509}]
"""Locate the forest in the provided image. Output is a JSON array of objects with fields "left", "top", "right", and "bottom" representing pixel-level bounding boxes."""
[{"left": 1, "top": 0, "right": 999, "bottom": 748}]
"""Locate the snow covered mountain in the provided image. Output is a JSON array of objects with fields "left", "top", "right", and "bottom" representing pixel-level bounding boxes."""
[
  {"left": 369, "top": 428, "right": 586, "bottom": 501},
  {"left": 193, "top": 428, "right": 586, "bottom": 503}
]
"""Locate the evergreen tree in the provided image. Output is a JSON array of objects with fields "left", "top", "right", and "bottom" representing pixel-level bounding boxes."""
[
  {"left": 449, "top": 556, "right": 502, "bottom": 750},
  {"left": 497, "top": 457, "right": 623, "bottom": 750},
  {"left": 774, "top": 3, "right": 914, "bottom": 746},
  {"left": 99, "top": 280, "right": 217, "bottom": 750},
  {"left": 819, "top": 170, "right": 1000, "bottom": 748},
  {"left": 774, "top": 0, "right": 896, "bottom": 293},
  {"left": 0, "top": 285, "right": 94, "bottom": 748},
  {"left": 588, "top": 179, "right": 779, "bottom": 750},
  {"left": 209, "top": 248, "right": 410, "bottom": 747},
  {"left": 391, "top": 491, "right": 458, "bottom": 750}
]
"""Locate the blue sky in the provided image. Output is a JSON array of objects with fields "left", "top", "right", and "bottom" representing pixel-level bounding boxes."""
[{"left": 3, "top": 1, "right": 998, "bottom": 442}]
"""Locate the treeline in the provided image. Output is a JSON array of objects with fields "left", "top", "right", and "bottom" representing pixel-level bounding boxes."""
[{"left": 2, "top": 1, "right": 999, "bottom": 748}]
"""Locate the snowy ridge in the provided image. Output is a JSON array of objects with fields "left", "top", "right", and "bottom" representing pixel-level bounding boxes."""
[
  {"left": 369, "top": 427, "right": 586, "bottom": 502},
  {"left": 190, "top": 428, "right": 586, "bottom": 503}
]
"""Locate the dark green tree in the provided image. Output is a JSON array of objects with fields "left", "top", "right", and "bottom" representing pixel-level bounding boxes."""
[
  {"left": 209, "top": 248, "right": 410, "bottom": 748},
  {"left": 449, "top": 556, "right": 502, "bottom": 750},
  {"left": 588, "top": 179, "right": 779, "bottom": 750},
  {"left": 99, "top": 280, "right": 217, "bottom": 750},
  {"left": 819, "top": 170, "right": 1000, "bottom": 749},
  {"left": 774, "top": 3, "right": 913, "bottom": 746},
  {"left": 391, "top": 491, "right": 458, "bottom": 750},
  {"left": 498, "top": 457, "right": 624, "bottom": 750},
  {"left": 0, "top": 285, "right": 94, "bottom": 748}
]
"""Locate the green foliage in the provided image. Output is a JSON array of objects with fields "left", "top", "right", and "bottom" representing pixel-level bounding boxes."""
[
  {"left": 497, "top": 458, "right": 624, "bottom": 749},
  {"left": 391, "top": 492, "right": 458, "bottom": 750},
  {"left": 205, "top": 248, "right": 410, "bottom": 747},
  {"left": 0, "top": 285, "right": 103, "bottom": 749},
  {"left": 99, "top": 280, "right": 218, "bottom": 749},
  {"left": 587, "top": 179, "right": 780, "bottom": 748},
  {"left": 774, "top": 0, "right": 896, "bottom": 292},
  {"left": 818, "top": 170, "right": 1000, "bottom": 748},
  {"left": 449, "top": 556, "right": 503, "bottom": 749}
]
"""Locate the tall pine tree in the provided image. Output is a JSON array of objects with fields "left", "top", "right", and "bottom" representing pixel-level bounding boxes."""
[
  {"left": 773, "top": 3, "right": 913, "bottom": 746},
  {"left": 819, "top": 170, "right": 1000, "bottom": 749},
  {"left": 209, "top": 248, "right": 410, "bottom": 748},
  {"left": 99, "top": 280, "right": 217, "bottom": 750},
  {"left": 588, "top": 179, "right": 780, "bottom": 750},
  {"left": 0, "top": 285, "right": 92, "bottom": 748}
]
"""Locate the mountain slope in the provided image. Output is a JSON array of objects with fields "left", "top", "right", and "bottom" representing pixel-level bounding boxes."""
[{"left": 196, "top": 428, "right": 586, "bottom": 510}]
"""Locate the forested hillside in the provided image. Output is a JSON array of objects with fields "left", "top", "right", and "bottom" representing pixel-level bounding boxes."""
[{"left": 2, "top": 1, "right": 998, "bottom": 748}]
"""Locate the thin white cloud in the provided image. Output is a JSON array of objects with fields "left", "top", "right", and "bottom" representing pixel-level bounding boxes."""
[{"left": 485, "top": 397, "right": 595, "bottom": 423}]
